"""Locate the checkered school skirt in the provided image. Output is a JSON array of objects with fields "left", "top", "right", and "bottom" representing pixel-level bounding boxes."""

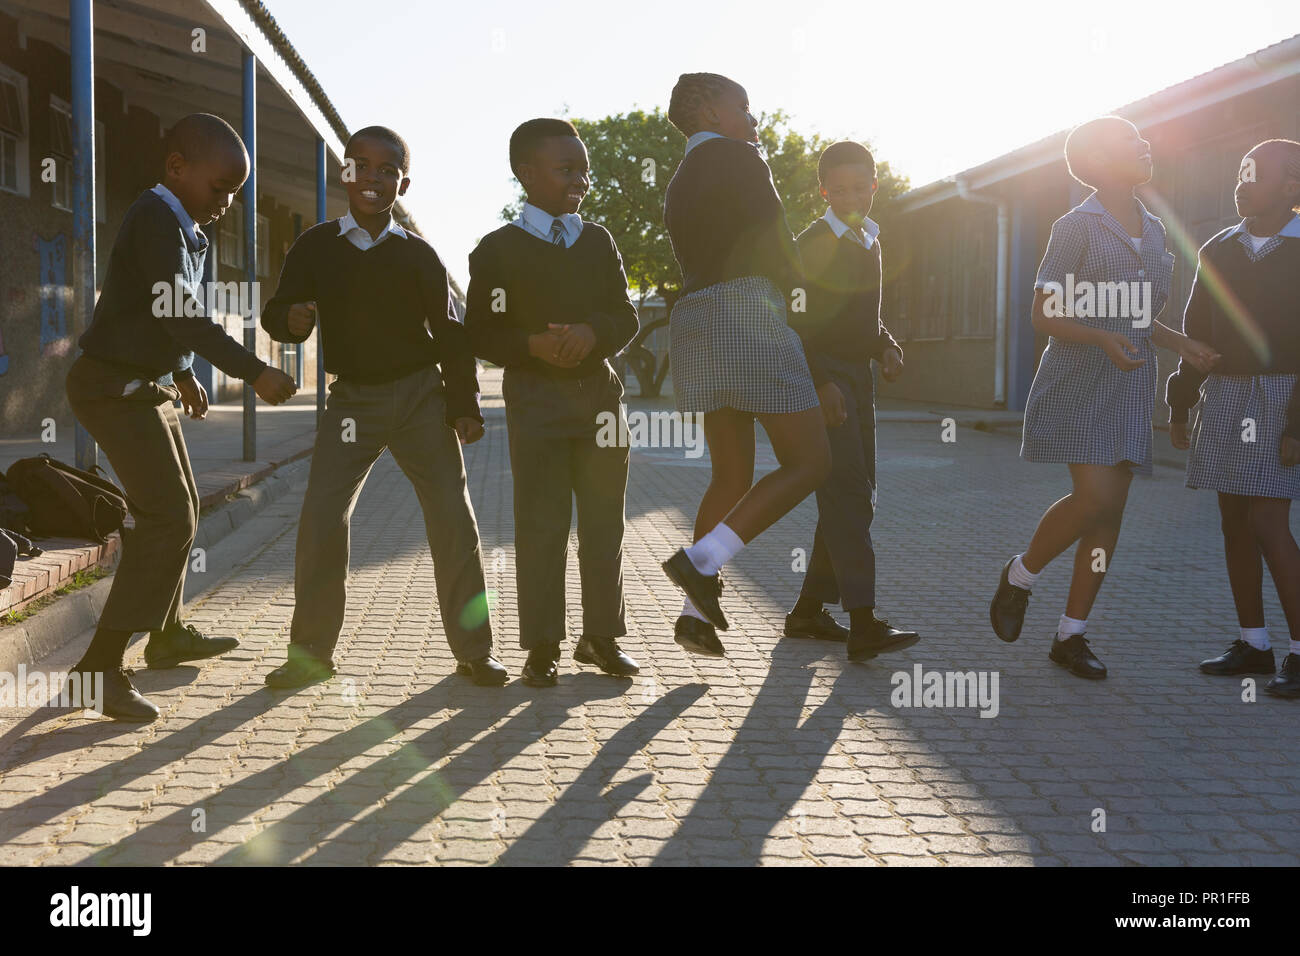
[
  {"left": 1186, "top": 373, "right": 1300, "bottom": 499},
  {"left": 669, "top": 275, "right": 819, "bottom": 415},
  {"left": 1021, "top": 334, "right": 1157, "bottom": 476}
]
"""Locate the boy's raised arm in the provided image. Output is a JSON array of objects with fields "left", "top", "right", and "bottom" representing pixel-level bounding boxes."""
[
  {"left": 787, "top": 228, "right": 832, "bottom": 388},
  {"left": 262, "top": 235, "right": 316, "bottom": 344},
  {"left": 423, "top": 251, "right": 483, "bottom": 427},
  {"left": 584, "top": 229, "right": 640, "bottom": 359},
  {"left": 873, "top": 243, "right": 902, "bottom": 361},
  {"left": 465, "top": 240, "right": 531, "bottom": 368}
]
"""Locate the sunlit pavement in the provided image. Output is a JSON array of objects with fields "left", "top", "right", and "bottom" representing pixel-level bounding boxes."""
[{"left": 2, "top": 374, "right": 1298, "bottom": 866}]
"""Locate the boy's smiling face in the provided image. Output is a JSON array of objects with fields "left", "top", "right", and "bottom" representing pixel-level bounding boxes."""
[
  {"left": 1235, "top": 144, "right": 1300, "bottom": 220},
  {"left": 343, "top": 134, "right": 409, "bottom": 218},
  {"left": 165, "top": 144, "right": 248, "bottom": 226},
  {"left": 517, "top": 135, "right": 589, "bottom": 217},
  {"left": 821, "top": 163, "right": 877, "bottom": 228}
]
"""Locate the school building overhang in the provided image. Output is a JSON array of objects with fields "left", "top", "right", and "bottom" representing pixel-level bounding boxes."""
[{"left": 0, "top": 0, "right": 421, "bottom": 223}]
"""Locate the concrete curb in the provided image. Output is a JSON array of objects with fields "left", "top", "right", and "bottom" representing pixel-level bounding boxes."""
[{"left": 0, "top": 457, "right": 312, "bottom": 675}]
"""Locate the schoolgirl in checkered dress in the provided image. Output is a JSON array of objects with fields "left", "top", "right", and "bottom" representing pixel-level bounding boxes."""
[
  {"left": 657, "top": 73, "right": 831, "bottom": 659},
  {"left": 1021, "top": 191, "right": 1174, "bottom": 476},
  {"left": 988, "top": 116, "right": 1221, "bottom": 682},
  {"left": 1167, "top": 139, "right": 1300, "bottom": 698}
]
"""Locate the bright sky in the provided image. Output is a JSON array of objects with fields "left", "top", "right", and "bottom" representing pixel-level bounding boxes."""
[{"left": 266, "top": 0, "right": 1300, "bottom": 288}]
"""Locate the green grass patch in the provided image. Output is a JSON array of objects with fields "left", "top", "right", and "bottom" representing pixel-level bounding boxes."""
[{"left": 0, "top": 564, "right": 114, "bottom": 627}]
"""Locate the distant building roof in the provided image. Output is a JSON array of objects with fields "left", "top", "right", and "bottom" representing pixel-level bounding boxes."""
[{"left": 900, "top": 33, "right": 1300, "bottom": 211}]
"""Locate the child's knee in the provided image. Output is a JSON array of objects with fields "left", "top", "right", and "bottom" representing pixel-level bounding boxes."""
[{"left": 1076, "top": 496, "right": 1120, "bottom": 527}]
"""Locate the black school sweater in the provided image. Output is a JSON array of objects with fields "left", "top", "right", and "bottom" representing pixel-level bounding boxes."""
[
  {"left": 1165, "top": 227, "right": 1300, "bottom": 438},
  {"left": 261, "top": 221, "right": 481, "bottom": 426},
  {"left": 663, "top": 136, "right": 802, "bottom": 301},
  {"left": 464, "top": 222, "right": 639, "bottom": 378},
  {"left": 79, "top": 190, "right": 268, "bottom": 383},
  {"left": 789, "top": 218, "right": 901, "bottom": 387}
]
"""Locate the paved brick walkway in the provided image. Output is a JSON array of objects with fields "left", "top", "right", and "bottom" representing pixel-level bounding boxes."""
[{"left": 2, "top": 389, "right": 1299, "bottom": 865}]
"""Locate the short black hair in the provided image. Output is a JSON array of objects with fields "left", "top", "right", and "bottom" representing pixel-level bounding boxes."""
[
  {"left": 509, "top": 118, "right": 580, "bottom": 178},
  {"left": 1252, "top": 138, "right": 1300, "bottom": 212},
  {"left": 163, "top": 113, "right": 245, "bottom": 164},
  {"left": 1064, "top": 116, "right": 1131, "bottom": 188},
  {"left": 818, "top": 141, "right": 875, "bottom": 184},
  {"left": 346, "top": 125, "right": 411, "bottom": 173},
  {"left": 667, "top": 73, "right": 745, "bottom": 137}
]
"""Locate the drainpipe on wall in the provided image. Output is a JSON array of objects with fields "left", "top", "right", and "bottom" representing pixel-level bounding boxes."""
[{"left": 955, "top": 178, "right": 1009, "bottom": 406}]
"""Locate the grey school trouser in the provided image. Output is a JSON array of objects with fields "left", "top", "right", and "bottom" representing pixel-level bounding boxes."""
[
  {"left": 798, "top": 354, "right": 878, "bottom": 611},
  {"left": 289, "top": 364, "right": 492, "bottom": 661},
  {"left": 502, "top": 362, "right": 628, "bottom": 650}
]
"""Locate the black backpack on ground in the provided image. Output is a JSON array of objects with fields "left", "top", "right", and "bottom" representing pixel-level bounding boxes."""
[{"left": 5, "top": 454, "right": 130, "bottom": 543}]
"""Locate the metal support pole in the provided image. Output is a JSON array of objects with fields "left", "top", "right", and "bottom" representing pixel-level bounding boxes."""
[
  {"left": 241, "top": 48, "right": 257, "bottom": 461},
  {"left": 315, "top": 136, "right": 326, "bottom": 427},
  {"left": 70, "top": 0, "right": 97, "bottom": 471}
]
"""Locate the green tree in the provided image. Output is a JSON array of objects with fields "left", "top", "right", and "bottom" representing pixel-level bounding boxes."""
[{"left": 501, "top": 108, "right": 910, "bottom": 395}]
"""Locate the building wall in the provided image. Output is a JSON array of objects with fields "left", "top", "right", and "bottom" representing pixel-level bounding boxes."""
[
  {"left": 882, "top": 200, "right": 1000, "bottom": 406},
  {"left": 0, "top": 9, "right": 329, "bottom": 437},
  {"left": 886, "top": 73, "right": 1300, "bottom": 413}
]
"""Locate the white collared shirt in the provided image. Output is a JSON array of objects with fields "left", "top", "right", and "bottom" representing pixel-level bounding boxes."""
[
  {"left": 511, "top": 201, "right": 583, "bottom": 248},
  {"left": 151, "top": 183, "right": 206, "bottom": 252},
  {"left": 822, "top": 206, "right": 880, "bottom": 249},
  {"left": 338, "top": 209, "right": 407, "bottom": 251},
  {"left": 685, "top": 130, "right": 726, "bottom": 155}
]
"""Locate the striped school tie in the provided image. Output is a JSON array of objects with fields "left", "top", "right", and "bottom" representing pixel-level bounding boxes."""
[{"left": 549, "top": 217, "right": 566, "bottom": 247}]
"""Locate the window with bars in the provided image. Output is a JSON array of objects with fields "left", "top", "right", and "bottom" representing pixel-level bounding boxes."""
[
  {"left": 219, "top": 201, "right": 245, "bottom": 270},
  {"left": 256, "top": 213, "right": 270, "bottom": 276},
  {"left": 49, "top": 99, "right": 72, "bottom": 211},
  {"left": 0, "top": 70, "right": 26, "bottom": 195}
]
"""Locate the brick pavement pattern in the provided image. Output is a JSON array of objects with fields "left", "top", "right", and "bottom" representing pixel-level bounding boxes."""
[{"left": 2, "top": 387, "right": 1299, "bottom": 865}]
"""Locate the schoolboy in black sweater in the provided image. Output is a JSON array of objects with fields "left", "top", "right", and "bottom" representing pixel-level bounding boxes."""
[
  {"left": 67, "top": 113, "right": 297, "bottom": 722},
  {"left": 786, "top": 142, "right": 920, "bottom": 662},
  {"left": 261, "top": 126, "right": 506, "bottom": 688},
  {"left": 465, "top": 118, "right": 640, "bottom": 687}
]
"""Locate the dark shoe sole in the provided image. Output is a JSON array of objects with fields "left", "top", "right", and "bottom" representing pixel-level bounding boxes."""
[
  {"left": 265, "top": 667, "right": 336, "bottom": 690},
  {"left": 1264, "top": 682, "right": 1300, "bottom": 699},
  {"left": 1200, "top": 662, "right": 1276, "bottom": 676},
  {"left": 783, "top": 624, "right": 849, "bottom": 642},
  {"left": 573, "top": 649, "right": 639, "bottom": 677},
  {"left": 145, "top": 638, "right": 240, "bottom": 670},
  {"left": 847, "top": 632, "right": 920, "bottom": 662},
  {"left": 674, "top": 631, "right": 725, "bottom": 658},
  {"left": 96, "top": 705, "right": 160, "bottom": 724},
  {"left": 521, "top": 672, "right": 558, "bottom": 688},
  {"left": 662, "top": 552, "right": 729, "bottom": 631},
  {"left": 454, "top": 663, "right": 509, "bottom": 686},
  {"left": 1048, "top": 651, "right": 1107, "bottom": 680}
]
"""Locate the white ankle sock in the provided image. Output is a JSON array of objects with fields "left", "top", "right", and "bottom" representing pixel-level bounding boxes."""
[
  {"left": 1008, "top": 554, "right": 1039, "bottom": 591},
  {"left": 1290, "top": 639, "right": 1300, "bottom": 656},
  {"left": 685, "top": 523, "right": 744, "bottom": 576},
  {"left": 681, "top": 596, "right": 708, "bottom": 622},
  {"left": 1240, "top": 627, "right": 1271, "bottom": 651},
  {"left": 1057, "top": 614, "right": 1087, "bottom": 638}
]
